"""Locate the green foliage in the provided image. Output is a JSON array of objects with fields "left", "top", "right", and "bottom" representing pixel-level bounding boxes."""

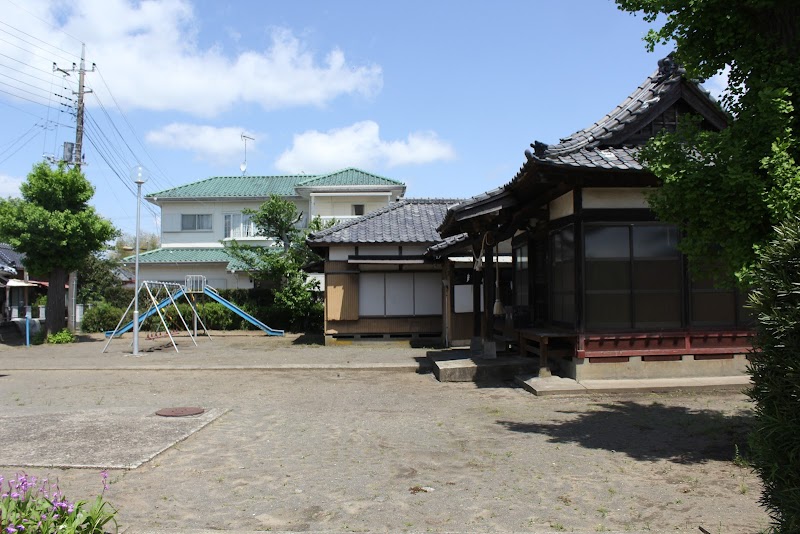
[
  {"left": 0, "top": 472, "right": 117, "bottom": 534},
  {"left": 81, "top": 302, "right": 125, "bottom": 333},
  {"left": 244, "top": 194, "right": 302, "bottom": 252},
  {"left": 0, "top": 163, "right": 118, "bottom": 333},
  {"left": 112, "top": 231, "right": 160, "bottom": 260},
  {"left": 222, "top": 198, "right": 329, "bottom": 332},
  {"left": 746, "top": 217, "right": 800, "bottom": 532},
  {"left": 77, "top": 253, "right": 128, "bottom": 306},
  {"left": 616, "top": 0, "right": 800, "bottom": 283},
  {"left": 196, "top": 302, "right": 233, "bottom": 330},
  {"left": 46, "top": 328, "right": 75, "bottom": 344}
]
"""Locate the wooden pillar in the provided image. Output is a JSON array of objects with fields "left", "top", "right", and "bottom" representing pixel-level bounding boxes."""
[{"left": 483, "top": 244, "right": 497, "bottom": 358}]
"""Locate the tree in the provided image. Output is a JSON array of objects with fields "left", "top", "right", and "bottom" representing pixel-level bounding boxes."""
[
  {"left": 223, "top": 195, "right": 334, "bottom": 330},
  {"left": 0, "top": 163, "right": 117, "bottom": 333},
  {"left": 112, "top": 231, "right": 160, "bottom": 260},
  {"left": 77, "top": 253, "right": 129, "bottom": 308},
  {"left": 617, "top": 2, "right": 800, "bottom": 530},
  {"left": 747, "top": 218, "right": 800, "bottom": 532},
  {"left": 616, "top": 0, "right": 800, "bottom": 283}
]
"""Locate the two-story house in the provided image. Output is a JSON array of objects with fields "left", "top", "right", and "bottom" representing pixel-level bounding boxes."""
[{"left": 128, "top": 168, "right": 406, "bottom": 289}]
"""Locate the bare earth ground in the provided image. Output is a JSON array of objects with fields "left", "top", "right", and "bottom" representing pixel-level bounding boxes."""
[{"left": 0, "top": 333, "right": 769, "bottom": 533}]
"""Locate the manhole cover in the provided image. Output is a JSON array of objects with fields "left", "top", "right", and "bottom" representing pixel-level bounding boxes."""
[{"left": 156, "top": 407, "right": 205, "bottom": 417}]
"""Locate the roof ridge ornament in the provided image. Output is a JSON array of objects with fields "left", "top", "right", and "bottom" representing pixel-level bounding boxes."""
[{"left": 657, "top": 54, "right": 686, "bottom": 81}]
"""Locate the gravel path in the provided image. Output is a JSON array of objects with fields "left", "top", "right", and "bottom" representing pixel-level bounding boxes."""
[{"left": 0, "top": 333, "right": 768, "bottom": 533}]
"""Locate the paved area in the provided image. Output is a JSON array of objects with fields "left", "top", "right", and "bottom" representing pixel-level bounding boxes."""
[{"left": 0, "top": 332, "right": 768, "bottom": 533}]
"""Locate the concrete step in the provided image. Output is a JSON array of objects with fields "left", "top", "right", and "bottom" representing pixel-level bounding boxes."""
[{"left": 428, "top": 349, "right": 537, "bottom": 382}]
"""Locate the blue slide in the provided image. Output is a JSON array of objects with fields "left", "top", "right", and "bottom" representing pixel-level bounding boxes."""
[
  {"left": 105, "top": 287, "right": 186, "bottom": 337},
  {"left": 203, "top": 286, "right": 284, "bottom": 336}
]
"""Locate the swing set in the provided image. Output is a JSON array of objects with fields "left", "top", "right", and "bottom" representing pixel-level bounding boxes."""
[
  {"left": 103, "top": 275, "right": 283, "bottom": 354},
  {"left": 102, "top": 276, "right": 211, "bottom": 354}
]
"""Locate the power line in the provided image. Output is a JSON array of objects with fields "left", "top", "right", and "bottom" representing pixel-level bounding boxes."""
[
  {"left": 2, "top": 0, "right": 83, "bottom": 46},
  {"left": 0, "top": 22, "right": 78, "bottom": 63},
  {"left": 94, "top": 65, "right": 177, "bottom": 191},
  {"left": 0, "top": 125, "right": 42, "bottom": 165},
  {"left": 0, "top": 97, "right": 73, "bottom": 126}
]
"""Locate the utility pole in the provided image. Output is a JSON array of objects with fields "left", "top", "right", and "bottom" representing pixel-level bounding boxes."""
[
  {"left": 53, "top": 43, "right": 95, "bottom": 331},
  {"left": 54, "top": 43, "right": 94, "bottom": 167}
]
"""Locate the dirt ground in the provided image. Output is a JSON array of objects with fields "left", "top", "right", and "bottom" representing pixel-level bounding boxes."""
[{"left": 0, "top": 333, "right": 769, "bottom": 533}]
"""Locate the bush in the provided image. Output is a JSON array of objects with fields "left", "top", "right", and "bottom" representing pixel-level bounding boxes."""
[
  {"left": 81, "top": 303, "right": 125, "bottom": 333},
  {"left": 197, "top": 302, "right": 233, "bottom": 330},
  {"left": 47, "top": 328, "right": 75, "bottom": 344},
  {"left": 0, "top": 472, "right": 116, "bottom": 533},
  {"left": 747, "top": 217, "right": 800, "bottom": 532}
]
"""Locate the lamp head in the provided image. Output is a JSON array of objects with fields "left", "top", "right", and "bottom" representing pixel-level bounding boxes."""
[{"left": 132, "top": 164, "right": 148, "bottom": 185}]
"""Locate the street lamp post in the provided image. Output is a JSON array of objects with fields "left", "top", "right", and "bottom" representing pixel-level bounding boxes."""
[{"left": 132, "top": 165, "right": 148, "bottom": 355}]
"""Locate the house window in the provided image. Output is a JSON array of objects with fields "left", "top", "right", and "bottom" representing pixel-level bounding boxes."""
[
  {"left": 224, "top": 213, "right": 257, "bottom": 238},
  {"left": 584, "top": 223, "right": 681, "bottom": 330},
  {"left": 352, "top": 204, "right": 365, "bottom": 216},
  {"left": 550, "top": 225, "right": 575, "bottom": 324},
  {"left": 181, "top": 214, "right": 212, "bottom": 231},
  {"left": 358, "top": 272, "right": 441, "bottom": 316}
]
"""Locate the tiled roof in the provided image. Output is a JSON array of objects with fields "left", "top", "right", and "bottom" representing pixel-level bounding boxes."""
[
  {"left": 527, "top": 55, "right": 723, "bottom": 171},
  {"left": 427, "top": 233, "right": 471, "bottom": 254},
  {"left": 439, "top": 56, "right": 727, "bottom": 235},
  {"left": 297, "top": 168, "right": 404, "bottom": 188},
  {"left": 147, "top": 168, "right": 405, "bottom": 200},
  {"left": 0, "top": 243, "right": 24, "bottom": 268},
  {"left": 307, "top": 199, "right": 462, "bottom": 245},
  {"left": 122, "top": 247, "right": 250, "bottom": 272}
]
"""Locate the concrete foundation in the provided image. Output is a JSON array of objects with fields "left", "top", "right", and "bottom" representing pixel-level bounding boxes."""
[{"left": 565, "top": 353, "right": 750, "bottom": 381}]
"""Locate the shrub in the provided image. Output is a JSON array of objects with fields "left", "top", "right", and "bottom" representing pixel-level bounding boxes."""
[
  {"left": 747, "top": 216, "right": 800, "bottom": 532},
  {"left": 0, "top": 472, "right": 116, "bottom": 533},
  {"left": 46, "top": 328, "right": 75, "bottom": 344},
  {"left": 197, "top": 302, "right": 233, "bottom": 330},
  {"left": 81, "top": 303, "right": 125, "bottom": 333}
]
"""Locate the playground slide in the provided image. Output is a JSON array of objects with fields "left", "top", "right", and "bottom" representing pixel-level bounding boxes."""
[
  {"left": 203, "top": 287, "right": 284, "bottom": 336},
  {"left": 203, "top": 286, "right": 283, "bottom": 336},
  {"left": 105, "top": 287, "right": 186, "bottom": 337}
]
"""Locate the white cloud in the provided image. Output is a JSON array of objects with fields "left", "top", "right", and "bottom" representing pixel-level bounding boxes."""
[
  {"left": 2, "top": 0, "right": 382, "bottom": 117},
  {"left": 145, "top": 123, "right": 259, "bottom": 163},
  {"left": 275, "top": 121, "right": 456, "bottom": 173},
  {"left": 0, "top": 174, "right": 24, "bottom": 198}
]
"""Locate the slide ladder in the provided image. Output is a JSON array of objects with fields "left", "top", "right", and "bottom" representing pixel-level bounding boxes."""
[
  {"left": 105, "top": 287, "right": 186, "bottom": 337},
  {"left": 203, "top": 286, "right": 284, "bottom": 336}
]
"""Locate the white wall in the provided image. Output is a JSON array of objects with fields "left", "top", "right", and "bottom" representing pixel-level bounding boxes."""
[
  {"left": 310, "top": 194, "right": 390, "bottom": 220},
  {"left": 159, "top": 199, "right": 309, "bottom": 246},
  {"left": 136, "top": 263, "right": 253, "bottom": 289}
]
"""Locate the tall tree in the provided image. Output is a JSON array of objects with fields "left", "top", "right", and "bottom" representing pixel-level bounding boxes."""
[
  {"left": 617, "top": 0, "right": 800, "bottom": 282},
  {"left": 0, "top": 163, "right": 117, "bottom": 333},
  {"left": 223, "top": 195, "right": 333, "bottom": 329},
  {"left": 617, "top": 2, "right": 800, "bottom": 530}
]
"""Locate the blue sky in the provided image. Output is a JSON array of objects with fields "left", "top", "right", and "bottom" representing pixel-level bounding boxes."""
[{"left": 0, "top": 0, "right": 722, "bottom": 237}]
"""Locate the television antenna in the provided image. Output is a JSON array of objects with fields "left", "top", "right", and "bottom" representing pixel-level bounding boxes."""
[{"left": 240, "top": 133, "right": 254, "bottom": 175}]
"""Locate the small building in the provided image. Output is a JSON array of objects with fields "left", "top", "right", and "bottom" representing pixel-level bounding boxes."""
[
  {"left": 307, "top": 198, "right": 514, "bottom": 346},
  {"left": 126, "top": 168, "right": 406, "bottom": 289},
  {"left": 436, "top": 57, "right": 753, "bottom": 380}
]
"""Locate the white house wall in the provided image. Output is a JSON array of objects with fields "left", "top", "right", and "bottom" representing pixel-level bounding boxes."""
[
  {"left": 158, "top": 199, "right": 309, "bottom": 246},
  {"left": 136, "top": 263, "right": 253, "bottom": 290},
  {"left": 311, "top": 195, "right": 390, "bottom": 220}
]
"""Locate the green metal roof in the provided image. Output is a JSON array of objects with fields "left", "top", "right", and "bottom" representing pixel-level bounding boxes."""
[
  {"left": 297, "top": 168, "right": 404, "bottom": 188},
  {"left": 147, "top": 168, "right": 404, "bottom": 200}
]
